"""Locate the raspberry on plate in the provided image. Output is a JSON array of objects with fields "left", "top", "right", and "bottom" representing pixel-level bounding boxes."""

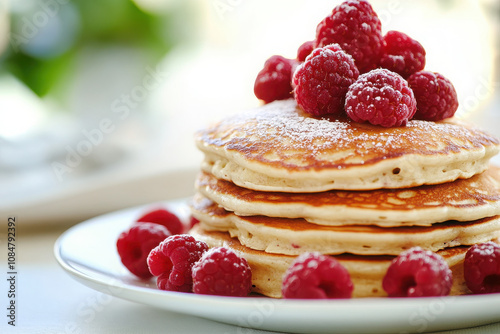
[
  {"left": 408, "top": 71, "right": 459, "bottom": 121},
  {"left": 293, "top": 44, "right": 359, "bottom": 116},
  {"left": 345, "top": 68, "right": 417, "bottom": 127},
  {"left": 464, "top": 242, "right": 500, "bottom": 294},
  {"left": 116, "top": 223, "right": 171, "bottom": 279},
  {"left": 315, "top": 0, "right": 383, "bottom": 73},
  {"left": 379, "top": 30, "right": 426, "bottom": 79},
  {"left": 137, "top": 208, "right": 184, "bottom": 235},
  {"left": 382, "top": 247, "right": 453, "bottom": 297},
  {"left": 192, "top": 247, "right": 252, "bottom": 297},
  {"left": 297, "top": 40, "right": 315, "bottom": 62},
  {"left": 254, "top": 55, "right": 294, "bottom": 104},
  {"left": 282, "top": 252, "right": 353, "bottom": 299},
  {"left": 188, "top": 216, "right": 200, "bottom": 230},
  {"left": 147, "top": 234, "right": 209, "bottom": 292}
]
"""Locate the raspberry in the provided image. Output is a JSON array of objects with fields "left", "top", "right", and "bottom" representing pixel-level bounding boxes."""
[
  {"left": 382, "top": 247, "right": 453, "bottom": 297},
  {"left": 188, "top": 216, "right": 200, "bottom": 229},
  {"left": 293, "top": 44, "right": 359, "bottom": 116},
  {"left": 408, "top": 71, "right": 459, "bottom": 121},
  {"left": 116, "top": 223, "right": 171, "bottom": 279},
  {"left": 281, "top": 252, "right": 353, "bottom": 299},
  {"left": 315, "top": 0, "right": 383, "bottom": 73},
  {"left": 297, "top": 40, "right": 315, "bottom": 62},
  {"left": 254, "top": 55, "right": 294, "bottom": 103},
  {"left": 345, "top": 68, "right": 417, "bottom": 127},
  {"left": 137, "top": 208, "right": 184, "bottom": 235},
  {"left": 147, "top": 234, "right": 209, "bottom": 292},
  {"left": 379, "top": 30, "right": 426, "bottom": 79},
  {"left": 192, "top": 247, "right": 252, "bottom": 297},
  {"left": 464, "top": 242, "right": 500, "bottom": 294}
]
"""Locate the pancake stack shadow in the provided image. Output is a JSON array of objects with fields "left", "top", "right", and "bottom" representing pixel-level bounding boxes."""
[{"left": 189, "top": 99, "right": 500, "bottom": 298}]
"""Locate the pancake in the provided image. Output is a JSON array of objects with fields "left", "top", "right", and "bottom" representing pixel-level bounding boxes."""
[
  {"left": 195, "top": 166, "right": 500, "bottom": 227},
  {"left": 191, "top": 193, "right": 500, "bottom": 256},
  {"left": 196, "top": 99, "right": 500, "bottom": 192},
  {"left": 189, "top": 225, "right": 471, "bottom": 298}
]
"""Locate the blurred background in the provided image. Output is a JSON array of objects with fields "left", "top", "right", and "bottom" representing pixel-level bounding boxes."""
[{"left": 0, "top": 0, "right": 499, "bottom": 226}]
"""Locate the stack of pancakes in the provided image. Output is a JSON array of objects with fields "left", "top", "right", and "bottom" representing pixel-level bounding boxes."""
[{"left": 189, "top": 99, "right": 500, "bottom": 297}]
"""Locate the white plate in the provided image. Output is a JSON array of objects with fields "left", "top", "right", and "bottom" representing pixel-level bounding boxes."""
[{"left": 55, "top": 199, "right": 500, "bottom": 334}]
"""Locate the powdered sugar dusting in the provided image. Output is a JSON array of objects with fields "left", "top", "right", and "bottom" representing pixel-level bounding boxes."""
[{"left": 197, "top": 100, "right": 499, "bottom": 169}]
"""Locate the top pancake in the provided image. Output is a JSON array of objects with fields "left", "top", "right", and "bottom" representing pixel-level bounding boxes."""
[{"left": 196, "top": 99, "right": 500, "bottom": 192}]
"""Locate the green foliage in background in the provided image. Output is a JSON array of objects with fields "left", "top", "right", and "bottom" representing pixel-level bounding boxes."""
[{"left": 0, "top": 0, "right": 178, "bottom": 97}]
